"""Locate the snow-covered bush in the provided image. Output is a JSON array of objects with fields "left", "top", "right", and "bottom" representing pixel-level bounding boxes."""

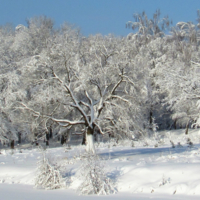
[
  {"left": 159, "top": 175, "right": 171, "bottom": 187},
  {"left": 78, "top": 152, "right": 116, "bottom": 195},
  {"left": 35, "top": 149, "right": 64, "bottom": 190}
]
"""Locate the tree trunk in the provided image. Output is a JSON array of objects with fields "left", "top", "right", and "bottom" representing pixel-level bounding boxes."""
[
  {"left": 185, "top": 120, "right": 190, "bottom": 135},
  {"left": 46, "top": 132, "right": 50, "bottom": 146},
  {"left": 86, "top": 127, "right": 95, "bottom": 154},
  {"left": 49, "top": 127, "right": 53, "bottom": 139},
  {"left": 10, "top": 140, "right": 14, "bottom": 149},
  {"left": 82, "top": 131, "right": 86, "bottom": 145},
  {"left": 149, "top": 110, "right": 153, "bottom": 125},
  {"left": 94, "top": 133, "right": 98, "bottom": 142},
  {"left": 149, "top": 108, "right": 153, "bottom": 131},
  {"left": 35, "top": 138, "right": 38, "bottom": 146},
  {"left": 61, "top": 135, "right": 66, "bottom": 145},
  {"left": 174, "top": 119, "right": 177, "bottom": 129},
  {"left": 18, "top": 132, "right": 22, "bottom": 144}
]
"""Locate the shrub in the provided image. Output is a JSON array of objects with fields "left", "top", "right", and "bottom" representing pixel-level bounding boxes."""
[
  {"left": 78, "top": 152, "right": 116, "bottom": 195},
  {"left": 35, "top": 149, "right": 64, "bottom": 190}
]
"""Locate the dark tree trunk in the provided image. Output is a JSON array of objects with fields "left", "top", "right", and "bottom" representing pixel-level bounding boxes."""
[
  {"left": 49, "top": 127, "right": 53, "bottom": 139},
  {"left": 18, "top": 132, "right": 22, "bottom": 144},
  {"left": 185, "top": 120, "right": 190, "bottom": 135},
  {"left": 61, "top": 135, "right": 66, "bottom": 145},
  {"left": 82, "top": 131, "right": 86, "bottom": 145},
  {"left": 46, "top": 140, "right": 49, "bottom": 146},
  {"left": 174, "top": 119, "right": 177, "bottom": 129},
  {"left": 46, "top": 132, "right": 50, "bottom": 146},
  {"left": 46, "top": 133, "right": 50, "bottom": 141},
  {"left": 94, "top": 133, "right": 98, "bottom": 142},
  {"left": 35, "top": 138, "right": 39, "bottom": 146},
  {"left": 10, "top": 140, "right": 14, "bottom": 149}
]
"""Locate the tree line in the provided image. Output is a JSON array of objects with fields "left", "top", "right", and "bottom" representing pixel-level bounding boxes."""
[{"left": 1, "top": 10, "right": 200, "bottom": 151}]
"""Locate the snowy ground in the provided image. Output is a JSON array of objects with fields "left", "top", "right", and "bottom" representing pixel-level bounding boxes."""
[{"left": 1, "top": 129, "right": 200, "bottom": 200}]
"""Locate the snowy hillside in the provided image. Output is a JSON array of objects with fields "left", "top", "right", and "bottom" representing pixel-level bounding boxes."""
[{"left": 1, "top": 129, "right": 200, "bottom": 199}]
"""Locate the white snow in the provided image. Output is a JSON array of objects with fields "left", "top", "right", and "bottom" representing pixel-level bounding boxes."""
[{"left": 1, "top": 129, "right": 200, "bottom": 199}]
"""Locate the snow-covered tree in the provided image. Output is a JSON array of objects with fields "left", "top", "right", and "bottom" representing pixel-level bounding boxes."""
[
  {"left": 126, "top": 12, "right": 173, "bottom": 131},
  {"left": 13, "top": 28, "right": 147, "bottom": 153},
  {"left": 3, "top": 12, "right": 200, "bottom": 148},
  {"left": 0, "top": 24, "right": 21, "bottom": 147},
  {"left": 78, "top": 152, "right": 116, "bottom": 195},
  {"left": 13, "top": 16, "right": 54, "bottom": 57},
  {"left": 127, "top": 10, "right": 171, "bottom": 44},
  {"left": 35, "top": 148, "right": 64, "bottom": 189},
  {"left": 156, "top": 30, "right": 200, "bottom": 133}
]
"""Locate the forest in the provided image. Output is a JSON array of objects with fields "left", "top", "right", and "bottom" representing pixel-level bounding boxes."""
[{"left": 1, "top": 10, "right": 200, "bottom": 152}]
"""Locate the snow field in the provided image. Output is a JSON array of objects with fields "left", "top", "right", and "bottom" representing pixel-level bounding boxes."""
[{"left": 1, "top": 129, "right": 200, "bottom": 199}]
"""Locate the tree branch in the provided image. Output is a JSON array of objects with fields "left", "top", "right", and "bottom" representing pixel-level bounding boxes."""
[
  {"left": 52, "top": 69, "right": 90, "bottom": 126},
  {"left": 90, "top": 79, "right": 102, "bottom": 97}
]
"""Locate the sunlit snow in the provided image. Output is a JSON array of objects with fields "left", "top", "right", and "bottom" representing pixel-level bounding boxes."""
[{"left": 1, "top": 129, "right": 200, "bottom": 199}]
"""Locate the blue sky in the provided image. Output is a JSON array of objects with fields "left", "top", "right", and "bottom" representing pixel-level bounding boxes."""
[{"left": 0, "top": 0, "right": 200, "bottom": 36}]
